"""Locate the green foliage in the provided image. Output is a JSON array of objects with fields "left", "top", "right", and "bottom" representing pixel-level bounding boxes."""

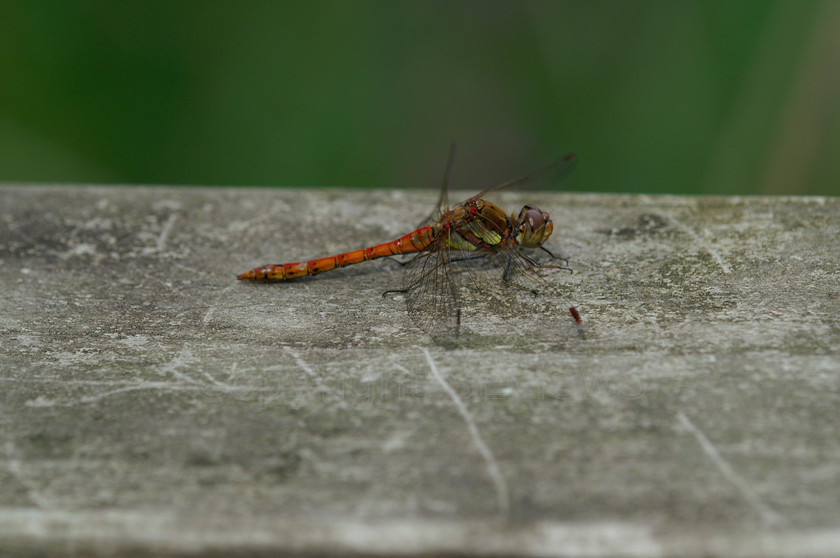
[{"left": 0, "top": 1, "right": 836, "bottom": 195}]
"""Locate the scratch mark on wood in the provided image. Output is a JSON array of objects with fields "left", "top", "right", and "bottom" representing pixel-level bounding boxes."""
[
  {"left": 678, "top": 412, "right": 786, "bottom": 526},
  {"left": 667, "top": 215, "right": 731, "bottom": 274},
  {"left": 421, "top": 347, "right": 510, "bottom": 518},
  {"left": 156, "top": 213, "right": 178, "bottom": 252}
]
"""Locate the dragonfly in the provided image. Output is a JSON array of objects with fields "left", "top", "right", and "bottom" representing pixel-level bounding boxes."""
[{"left": 237, "top": 147, "right": 583, "bottom": 344}]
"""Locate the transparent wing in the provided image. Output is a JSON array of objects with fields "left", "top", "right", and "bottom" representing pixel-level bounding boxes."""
[
  {"left": 400, "top": 238, "right": 576, "bottom": 345},
  {"left": 417, "top": 144, "right": 457, "bottom": 228},
  {"left": 451, "top": 240, "right": 577, "bottom": 340},
  {"left": 401, "top": 228, "right": 461, "bottom": 345},
  {"left": 471, "top": 153, "right": 577, "bottom": 200}
]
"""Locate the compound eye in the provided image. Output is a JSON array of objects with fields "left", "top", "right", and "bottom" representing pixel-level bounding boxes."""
[
  {"left": 518, "top": 205, "right": 553, "bottom": 248},
  {"left": 523, "top": 207, "right": 545, "bottom": 231}
]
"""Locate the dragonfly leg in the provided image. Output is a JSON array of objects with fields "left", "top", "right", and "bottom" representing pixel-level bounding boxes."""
[
  {"left": 382, "top": 255, "right": 448, "bottom": 298},
  {"left": 521, "top": 250, "right": 573, "bottom": 274},
  {"left": 539, "top": 246, "right": 569, "bottom": 266},
  {"left": 538, "top": 262, "right": 574, "bottom": 274},
  {"left": 382, "top": 288, "right": 407, "bottom": 298},
  {"left": 450, "top": 253, "right": 488, "bottom": 265},
  {"left": 388, "top": 254, "right": 416, "bottom": 267}
]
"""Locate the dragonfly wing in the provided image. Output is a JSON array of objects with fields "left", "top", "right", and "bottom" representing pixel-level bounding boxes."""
[
  {"left": 470, "top": 153, "right": 577, "bottom": 200},
  {"left": 502, "top": 247, "right": 556, "bottom": 293},
  {"left": 400, "top": 238, "right": 575, "bottom": 343},
  {"left": 401, "top": 229, "right": 461, "bottom": 344},
  {"left": 451, "top": 242, "right": 575, "bottom": 336},
  {"left": 416, "top": 144, "right": 457, "bottom": 228},
  {"left": 499, "top": 246, "right": 583, "bottom": 339}
]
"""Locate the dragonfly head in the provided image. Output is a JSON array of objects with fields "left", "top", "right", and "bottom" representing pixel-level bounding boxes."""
[{"left": 516, "top": 205, "right": 554, "bottom": 248}]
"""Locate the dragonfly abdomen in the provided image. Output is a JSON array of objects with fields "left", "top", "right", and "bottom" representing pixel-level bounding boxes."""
[{"left": 237, "top": 226, "right": 436, "bottom": 282}]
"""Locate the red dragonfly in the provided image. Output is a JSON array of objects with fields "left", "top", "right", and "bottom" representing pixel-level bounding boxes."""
[{"left": 238, "top": 148, "right": 582, "bottom": 343}]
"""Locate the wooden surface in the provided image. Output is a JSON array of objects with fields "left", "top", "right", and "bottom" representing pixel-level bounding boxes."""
[{"left": 1, "top": 185, "right": 839, "bottom": 557}]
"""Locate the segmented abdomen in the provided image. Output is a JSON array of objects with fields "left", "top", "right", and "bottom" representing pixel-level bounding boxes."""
[{"left": 237, "top": 226, "right": 436, "bottom": 282}]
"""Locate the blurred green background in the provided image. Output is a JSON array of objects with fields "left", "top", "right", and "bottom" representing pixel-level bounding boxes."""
[{"left": 0, "top": 1, "right": 837, "bottom": 195}]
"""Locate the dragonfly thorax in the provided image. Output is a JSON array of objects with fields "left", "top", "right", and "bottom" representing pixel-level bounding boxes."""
[{"left": 515, "top": 205, "right": 554, "bottom": 248}]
